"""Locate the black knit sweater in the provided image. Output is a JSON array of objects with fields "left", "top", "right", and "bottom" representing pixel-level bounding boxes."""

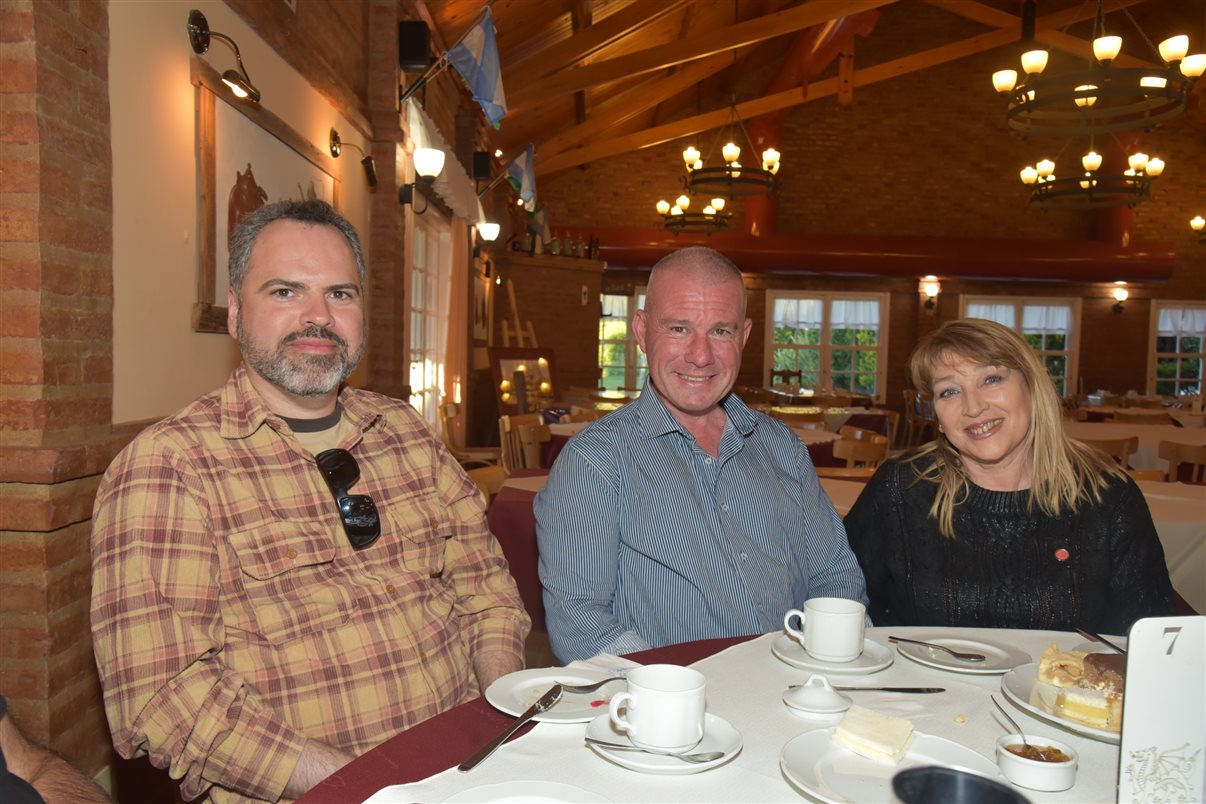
[{"left": 844, "top": 455, "right": 1176, "bottom": 635}]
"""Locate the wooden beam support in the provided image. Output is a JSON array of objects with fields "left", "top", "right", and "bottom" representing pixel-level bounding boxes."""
[
  {"left": 838, "top": 43, "right": 855, "bottom": 106},
  {"left": 510, "top": 0, "right": 896, "bottom": 109}
]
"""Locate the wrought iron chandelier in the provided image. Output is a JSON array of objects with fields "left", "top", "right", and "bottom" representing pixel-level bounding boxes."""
[
  {"left": 1018, "top": 142, "right": 1165, "bottom": 209},
  {"left": 654, "top": 194, "right": 731, "bottom": 236},
  {"left": 679, "top": 101, "right": 780, "bottom": 198},
  {"left": 991, "top": 1, "right": 1203, "bottom": 138}
]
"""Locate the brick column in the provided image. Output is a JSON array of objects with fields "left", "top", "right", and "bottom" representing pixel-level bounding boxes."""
[{"left": 0, "top": 0, "right": 116, "bottom": 777}]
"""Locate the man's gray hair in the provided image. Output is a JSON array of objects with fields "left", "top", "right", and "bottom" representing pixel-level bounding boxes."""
[
  {"left": 646, "top": 246, "right": 746, "bottom": 316},
  {"left": 228, "top": 199, "right": 365, "bottom": 293}
]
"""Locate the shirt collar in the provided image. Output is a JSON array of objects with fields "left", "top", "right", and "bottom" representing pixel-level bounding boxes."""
[
  {"left": 219, "top": 364, "right": 380, "bottom": 440},
  {"left": 635, "top": 379, "right": 759, "bottom": 439}
]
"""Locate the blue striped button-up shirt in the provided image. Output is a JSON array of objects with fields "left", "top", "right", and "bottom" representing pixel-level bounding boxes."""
[{"left": 534, "top": 386, "right": 868, "bottom": 662}]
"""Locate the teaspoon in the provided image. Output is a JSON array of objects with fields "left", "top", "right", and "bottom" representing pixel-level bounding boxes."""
[
  {"left": 888, "top": 636, "right": 987, "bottom": 662},
  {"left": 992, "top": 695, "right": 1048, "bottom": 761},
  {"left": 583, "top": 737, "right": 724, "bottom": 763}
]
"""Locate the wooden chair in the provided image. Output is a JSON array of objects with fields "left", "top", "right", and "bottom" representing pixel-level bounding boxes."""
[
  {"left": 1113, "top": 410, "right": 1172, "bottom": 425},
  {"left": 1126, "top": 468, "right": 1166, "bottom": 483},
  {"left": 1137, "top": 397, "right": 1168, "bottom": 409},
  {"left": 839, "top": 425, "right": 881, "bottom": 442},
  {"left": 518, "top": 423, "right": 552, "bottom": 469},
  {"left": 832, "top": 434, "right": 889, "bottom": 468},
  {"left": 814, "top": 466, "right": 877, "bottom": 482},
  {"left": 1081, "top": 436, "right": 1139, "bottom": 469},
  {"left": 1159, "top": 440, "right": 1206, "bottom": 484},
  {"left": 770, "top": 368, "right": 802, "bottom": 388},
  {"left": 440, "top": 402, "right": 501, "bottom": 468},
  {"left": 880, "top": 409, "right": 901, "bottom": 449},
  {"left": 902, "top": 388, "right": 937, "bottom": 447},
  {"left": 559, "top": 409, "right": 604, "bottom": 423},
  {"left": 466, "top": 465, "right": 509, "bottom": 507},
  {"left": 734, "top": 385, "right": 776, "bottom": 405},
  {"left": 499, "top": 413, "right": 545, "bottom": 472}
]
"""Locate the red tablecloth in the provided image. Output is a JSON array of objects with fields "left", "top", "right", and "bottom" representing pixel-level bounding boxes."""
[
  {"left": 296, "top": 636, "right": 752, "bottom": 803},
  {"left": 486, "top": 469, "right": 549, "bottom": 632}
]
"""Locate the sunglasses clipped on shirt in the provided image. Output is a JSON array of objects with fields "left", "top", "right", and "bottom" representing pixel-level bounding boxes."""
[{"left": 315, "top": 448, "right": 381, "bottom": 550}]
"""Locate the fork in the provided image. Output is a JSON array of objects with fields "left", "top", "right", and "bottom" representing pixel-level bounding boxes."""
[
  {"left": 555, "top": 676, "right": 625, "bottom": 694},
  {"left": 888, "top": 636, "right": 986, "bottom": 662}
]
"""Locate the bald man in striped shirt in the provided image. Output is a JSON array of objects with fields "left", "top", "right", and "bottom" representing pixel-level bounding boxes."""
[{"left": 536, "top": 246, "right": 867, "bottom": 662}]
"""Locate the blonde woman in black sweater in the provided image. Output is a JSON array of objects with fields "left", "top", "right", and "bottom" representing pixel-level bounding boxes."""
[{"left": 845, "top": 319, "right": 1174, "bottom": 634}]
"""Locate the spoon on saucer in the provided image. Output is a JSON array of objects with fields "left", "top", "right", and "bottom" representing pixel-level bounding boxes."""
[
  {"left": 888, "top": 636, "right": 986, "bottom": 662},
  {"left": 583, "top": 737, "right": 724, "bottom": 763}
]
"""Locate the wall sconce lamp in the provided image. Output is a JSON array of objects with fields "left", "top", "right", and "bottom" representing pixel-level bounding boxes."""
[
  {"left": 398, "top": 147, "right": 445, "bottom": 214},
  {"left": 329, "top": 129, "right": 378, "bottom": 189},
  {"left": 1112, "top": 281, "right": 1129, "bottom": 313},
  {"left": 1192, "top": 215, "right": 1205, "bottom": 243},
  {"left": 477, "top": 222, "right": 500, "bottom": 242},
  {"left": 919, "top": 275, "right": 941, "bottom": 313},
  {"left": 186, "top": 10, "right": 261, "bottom": 103}
]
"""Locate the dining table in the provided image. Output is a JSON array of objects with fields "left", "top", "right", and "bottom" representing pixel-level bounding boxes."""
[
  {"left": 1064, "top": 420, "right": 1206, "bottom": 473},
  {"left": 299, "top": 627, "right": 1131, "bottom": 804},
  {"left": 1137, "top": 480, "right": 1206, "bottom": 613}
]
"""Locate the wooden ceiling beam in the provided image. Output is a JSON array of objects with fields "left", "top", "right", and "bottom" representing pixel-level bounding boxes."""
[
  {"left": 503, "top": 0, "right": 692, "bottom": 78},
  {"left": 570, "top": 0, "right": 592, "bottom": 124},
  {"left": 510, "top": 0, "right": 897, "bottom": 108}
]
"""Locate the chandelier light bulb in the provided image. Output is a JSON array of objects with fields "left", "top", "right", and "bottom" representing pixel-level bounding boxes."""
[
  {"left": 1145, "top": 157, "right": 1164, "bottom": 177},
  {"left": 1123, "top": 168, "right": 1136, "bottom": 177},
  {"left": 1128, "top": 152, "right": 1149, "bottom": 172},
  {"left": 1020, "top": 166, "right": 1038, "bottom": 185},
  {"left": 722, "top": 142, "right": 741, "bottom": 163},
  {"left": 670, "top": 206, "right": 683, "bottom": 216},
  {"left": 992, "top": 69, "right": 1018, "bottom": 94},
  {"left": 1079, "top": 175, "right": 1093, "bottom": 189},
  {"left": 1158, "top": 35, "right": 1188, "bottom": 64},
  {"left": 1021, "top": 49, "right": 1048, "bottom": 74},
  {"left": 729, "top": 161, "right": 741, "bottom": 178},
  {"left": 1180, "top": 54, "right": 1206, "bottom": 78},
  {"left": 692, "top": 159, "right": 703, "bottom": 171},
  {"left": 1190, "top": 215, "right": 1205, "bottom": 232},
  {"left": 1036, "top": 159, "right": 1055, "bottom": 177},
  {"left": 711, "top": 197, "right": 726, "bottom": 211},
  {"left": 656, "top": 200, "right": 671, "bottom": 215},
  {"left": 1082, "top": 151, "right": 1102, "bottom": 172},
  {"left": 761, "top": 148, "right": 780, "bottom": 168},
  {"left": 1074, "top": 84, "right": 1098, "bottom": 107},
  {"left": 703, "top": 205, "right": 716, "bottom": 216},
  {"left": 1140, "top": 75, "right": 1168, "bottom": 89},
  {"left": 676, "top": 194, "right": 690, "bottom": 210},
  {"left": 683, "top": 146, "right": 701, "bottom": 169},
  {"left": 1093, "top": 35, "right": 1122, "bottom": 63}
]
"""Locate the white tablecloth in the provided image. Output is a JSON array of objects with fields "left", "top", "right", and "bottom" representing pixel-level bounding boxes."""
[
  {"left": 1138, "top": 481, "right": 1206, "bottom": 613},
  {"left": 365, "top": 628, "right": 1124, "bottom": 803},
  {"left": 820, "top": 478, "right": 867, "bottom": 516},
  {"left": 1064, "top": 421, "right": 1206, "bottom": 471}
]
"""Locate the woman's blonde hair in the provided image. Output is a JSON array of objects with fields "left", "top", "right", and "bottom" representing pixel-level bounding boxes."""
[{"left": 905, "top": 318, "right": 1124, "bottom": 538}]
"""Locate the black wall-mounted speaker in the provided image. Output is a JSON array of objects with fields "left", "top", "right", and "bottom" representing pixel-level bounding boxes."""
[
  {"left": 473, "top": 151, "right": 492, "bottom": 181},
  {"left": 398, "top": 21, "right": 429, "bottom": 73}
]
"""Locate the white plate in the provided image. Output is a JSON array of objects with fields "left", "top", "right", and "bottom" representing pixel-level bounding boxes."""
[
  {"left": 1000, "top": 661, "right": 1119, "bottom": 744},
  {"left": 485, "top": 668, "right": 625, "bottom": 724},
  {"left": 780, "top": 727, "right": 1006, "bottom": 804},
  {"left": 584, "top": 712, "right": 742, "bottom": 775},
  {"left": 771, "top": 635, "right": 894, "bottom": 675},
  {"left": 441, "top": 780, "right": 612, "bottom": 803},
  {"left": 894, "top": 634, "right": 1031, "bottom": 675}
]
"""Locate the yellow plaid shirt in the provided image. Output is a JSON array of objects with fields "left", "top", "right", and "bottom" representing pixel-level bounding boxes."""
[{"left": 90, "top": 366, "right": 529, "bottom": 802}]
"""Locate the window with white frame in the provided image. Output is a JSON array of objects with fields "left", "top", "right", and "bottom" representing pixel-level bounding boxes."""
[
  {"left": 598, "top": 290, "right": 647, "bottom": 390},
  {"left": 407, "top": 209, "right": 452, "bottom": 426},
  {"left": 1150, "top": 302, "right": 1205, "bottom": 397},
  {"left": 765, "top": 292, "right": 888, "bottom": 398},
  {"left": 962, "top": 296, "right": 1080, "bottom": 397}
]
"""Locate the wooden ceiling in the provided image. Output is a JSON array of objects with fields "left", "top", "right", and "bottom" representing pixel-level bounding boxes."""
[{"left": 418, "top": 0, "right": 1202, "bottom": 180}]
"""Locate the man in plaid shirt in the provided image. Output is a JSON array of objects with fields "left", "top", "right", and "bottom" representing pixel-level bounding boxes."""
[{"left": 90, "top": 200, "right": 529, "bottom": 802}]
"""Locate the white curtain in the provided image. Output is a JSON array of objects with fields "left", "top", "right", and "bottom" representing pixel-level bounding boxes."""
[
  {"left": 829, "top": 299, "right": 880, "bottom": 329},
  {"left": 1158, "top": 306, "right": 1206, "bottom": 337},
  {"left": 966, "top": 303, "right": 1016, "bottom": 328},
  {"left": 601, "top": 295, "right": 628, "bottom": 319},
  {"left": 1021, "top": 304, "right": 1071, "bottom": 333},
  {"left": 773, "top": 298, "right": 823, "bottom": 328}
]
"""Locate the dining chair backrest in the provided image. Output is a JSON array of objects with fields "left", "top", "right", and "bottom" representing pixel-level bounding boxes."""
[
  {"left": 839, "top": 425, "right": 880, "bottom": 442},
  {"left": 814, "top": 466, "right": 876, "bottom": 482},
  {"left": 1158, "top": 440, "right": 1206, "bottom": 484},
  {"left": 771, "top": 368, "right": 802, "bottom": 388},
  {"left": 1126, "top": 468, "right": 1166, "bottom": 483},
  {"left": 559, "top": 409, "right": 604, "bottom": 423},
  {"left": 1113, "top": 410, "right": 1172, "bottom": 425},
  {"left": 1137, "top": 397, "right": 1168, "bottom": 409},
  {"left": 499, "top": 413, "right": 545, "bottom": 472},
  {"left": 440, "top": 402, "right": 501, "bottom": 468},
  {"left": 901, "top": 388, "right": 936, "bottom": 448},
  {"left": 880, "top": 409, "right": 901, "bottom": 449},
  {"left": 735, "top": 385, "right": 776, "bottom": 405},
  {"left": 466, "top": 464, "right": 509, "bottom": 507},
  {"left": 1081, "top": 436, "right": 1139, "bottom": 469},
  {"left": 833, "top": 434, "right": 889, "bottom": 468},
  {"left": 517, "top": 423, "right": 551, "bottom": 469}
]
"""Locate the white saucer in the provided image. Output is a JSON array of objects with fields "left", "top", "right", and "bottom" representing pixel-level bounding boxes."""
[
  {"left": 440, "top": 780, "right": 612, "bottom": 802},
  {"left": 485, "top": 668, "right": 624, "bottom": 723},
  {"left": 771, "top": 635, "right": 894, "bottom": 675},
  {"left": 584, "top": 712, "right": 742, "bottom": 775},
  {"left": 894, "top": 634, "right": 1031, "bottom": 675},
  {"left": 781, "top": 727, "right": 1006, "bottom": 804}
]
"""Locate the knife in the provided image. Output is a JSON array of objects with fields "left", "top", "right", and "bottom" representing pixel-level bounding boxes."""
[
  {"left": 787, "top": 684, "right": 945, "bottom": 693},
  {"left": 458, "top": 684, "right": 563, "bottom": 772}
]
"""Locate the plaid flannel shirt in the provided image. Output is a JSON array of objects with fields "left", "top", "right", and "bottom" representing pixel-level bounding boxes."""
[{"left": 90, "top": 366, "right": 529, "bottom": 802}]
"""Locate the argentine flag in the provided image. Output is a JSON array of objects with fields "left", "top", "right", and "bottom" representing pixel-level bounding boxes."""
[
  {"left": 507, "top": 144, "right": 536, "bottom": 207},
  {"left": 446, "top": 8, "right": 507, "bottom": 128}
]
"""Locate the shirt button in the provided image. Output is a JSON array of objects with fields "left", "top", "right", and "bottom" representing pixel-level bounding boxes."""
[
  {"left": 386, "top": 583, "right": 396, "bottom": 593},
  {"left": 739, "top": 552, "right": 748, "bottom": 561},
  {"left": 286, "top": 548, "right": 297, "bottom": 559},
  {"left": 721, "top": 503, "right": 730, "bottom": 512},
  {"left": 704, "top": 457, "right": 713, "bottom": 464}
]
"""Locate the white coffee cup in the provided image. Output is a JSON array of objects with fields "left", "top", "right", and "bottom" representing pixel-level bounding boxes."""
[
  {"left": 783, "top": 597, "right": 866, "bottom": 663},
  {"left": 608, "top": 664, "right": 706, "bottom": 752}
]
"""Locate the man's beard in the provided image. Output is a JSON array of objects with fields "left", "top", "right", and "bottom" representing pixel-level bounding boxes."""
[{"left": 237, "top": 318, "right": 364, "bottom": 398}]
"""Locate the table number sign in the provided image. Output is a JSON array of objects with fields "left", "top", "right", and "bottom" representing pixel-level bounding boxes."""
[{"left": 1117, "top": 615, "right": 1205, "bottom": 803}]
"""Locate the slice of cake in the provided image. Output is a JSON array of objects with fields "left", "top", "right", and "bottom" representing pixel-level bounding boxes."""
[
  {"left": 1037, "top": 643, "right": 1086, "bottom": 687},
  {"left": 832, "top": 705, "right": 915, "bottom": 765},
  {"left": 1082, "top": 652, "right": 1125, "bottom": 696},
  {"left": 1056, "top": 686, "right": 1122, "bottom": 731}
]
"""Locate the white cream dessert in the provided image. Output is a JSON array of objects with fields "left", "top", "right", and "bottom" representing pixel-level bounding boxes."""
[
  {"left": 1037, "top": 643, "right": 1125, "bottom": 732},
  {"left": 832, "top": 705, "right": 915, "bottom": 765}
]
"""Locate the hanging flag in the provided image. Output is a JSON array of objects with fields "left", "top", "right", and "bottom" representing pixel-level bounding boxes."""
[
  {"left": 445, "top": 8, "right": 507, "bottom": 128},
  {"left": 528, "top": 203, "right": 551, "bottom": 244},
  {"left": 507, "top": 143, "right": 536, "bottom": 206}
]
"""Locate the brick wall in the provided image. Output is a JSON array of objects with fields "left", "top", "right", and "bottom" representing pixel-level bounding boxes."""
[{"left": 0, "top": 0, "right": 116, "bottom": 776}]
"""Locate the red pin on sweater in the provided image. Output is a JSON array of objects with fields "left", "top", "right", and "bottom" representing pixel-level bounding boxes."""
[{"left": 1054, "top": 548, "right": 1070, "bottom": 562}]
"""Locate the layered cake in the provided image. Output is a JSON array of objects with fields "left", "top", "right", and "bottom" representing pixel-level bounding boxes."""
[
  {"left": 832, "top": 705, "right": 915, "bottom": 765},
  {"left": 1036, "top": 643, "right": 1125, "bottom": 732}
]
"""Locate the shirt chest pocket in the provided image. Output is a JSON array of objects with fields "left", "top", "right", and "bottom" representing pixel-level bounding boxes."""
[
  {"left": 226, "top": 520, "right": 353, "bottom": 644},
  {"left": 385, "top": 491, "right": 451, "bottom": 579}
]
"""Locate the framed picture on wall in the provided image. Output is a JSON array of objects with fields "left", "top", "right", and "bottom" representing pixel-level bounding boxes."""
[
  {"left": 190, "top": 58, "right": 339, "bottom": 333},
  {"left": 489, "top": 347, "right": 558, "bottom": 415}
]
